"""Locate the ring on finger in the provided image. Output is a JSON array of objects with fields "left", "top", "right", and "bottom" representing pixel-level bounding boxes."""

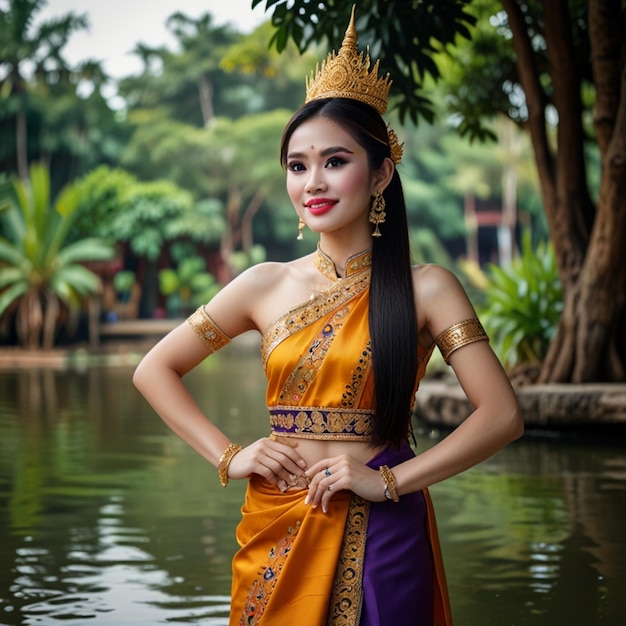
[
  {"left": 324, "top": 468, "right": 331, "bottom": 477},
  {"left": 327, "top": 485, "right": 332, "bottom": 491}
]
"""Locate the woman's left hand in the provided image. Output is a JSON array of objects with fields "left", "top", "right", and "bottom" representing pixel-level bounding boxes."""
[{"left": 304, "top": 454, "right": 386, "bottom": 513}]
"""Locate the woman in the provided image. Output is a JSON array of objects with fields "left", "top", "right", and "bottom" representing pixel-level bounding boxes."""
[{"left": 133, "top": 8, "right": 523, "bottom": 625}]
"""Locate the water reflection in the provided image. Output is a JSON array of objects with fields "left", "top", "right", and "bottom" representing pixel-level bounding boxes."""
[{"left": 0, "top": 340, "right": 625, "bottom": 625}]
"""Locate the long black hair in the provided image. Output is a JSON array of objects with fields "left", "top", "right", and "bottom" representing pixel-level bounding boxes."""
[{"left": 280, "top": 98, "right": 418, "bottom": 447}]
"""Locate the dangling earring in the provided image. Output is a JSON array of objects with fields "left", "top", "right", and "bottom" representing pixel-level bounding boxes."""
[
  {"left": 369, "top": 190, "right": 386, "bottom": 237},
  {"left": 297, "top": 217, "right": 305, "bottom": 240}
]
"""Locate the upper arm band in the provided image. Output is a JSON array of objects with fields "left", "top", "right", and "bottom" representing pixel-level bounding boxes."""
[
  {"left": 434, "top": 318, "right": 489, "bottom": 364},
  {"left": 186, "top": 306, "right": 232, "bottom": 353}
]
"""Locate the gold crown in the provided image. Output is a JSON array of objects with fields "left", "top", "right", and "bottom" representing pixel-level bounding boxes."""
[{"left": 305, "top": 6, "right": 392, "bottom": 115}]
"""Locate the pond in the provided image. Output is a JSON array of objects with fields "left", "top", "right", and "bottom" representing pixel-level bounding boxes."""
[{"left": 1, "top": 338, "right": 625, "bottom": 625}]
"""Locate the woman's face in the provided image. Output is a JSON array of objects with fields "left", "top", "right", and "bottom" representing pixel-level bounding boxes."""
[{"left": 285, "top": 116, "right": 380, "bottom": 238}]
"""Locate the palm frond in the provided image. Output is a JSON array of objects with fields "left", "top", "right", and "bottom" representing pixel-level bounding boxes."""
[
  {"left": 0, "top": 282, "right": 28, "bottom": 318},
  {"left": 55, "top": 238, "right": 115, "bottom": 265}
]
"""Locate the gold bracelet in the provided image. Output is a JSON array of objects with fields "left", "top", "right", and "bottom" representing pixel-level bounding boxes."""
[
  {"left": 218, "top": 443, "right": 243, "bottom": 487},
  {"left": 379, "top": 465, "right": 400, "bottom": 502}
]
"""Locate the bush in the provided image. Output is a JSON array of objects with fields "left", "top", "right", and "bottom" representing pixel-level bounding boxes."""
[{"left": 480, "top": 232, "right": 562, "bottom": 370}]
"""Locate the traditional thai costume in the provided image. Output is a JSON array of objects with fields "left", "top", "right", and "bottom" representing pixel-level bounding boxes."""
[
  {"left": 185, "top": 5, "right": 492, "bottom": 620},
  {"left": 189, "top": 247, "right": 455, "bottom": 625}
]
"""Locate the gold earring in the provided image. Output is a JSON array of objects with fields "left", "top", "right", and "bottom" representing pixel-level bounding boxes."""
[
  {"left": 369, "top": 190, "right": 386, "bottom": 237},
  {"left": 297, "top": 217, "right": 305, "bottom": 240}
]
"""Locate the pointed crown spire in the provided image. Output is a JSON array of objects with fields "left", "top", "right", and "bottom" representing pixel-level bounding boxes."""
[{"left": 305, "top": 5, "right": 392, "bottom": 115}]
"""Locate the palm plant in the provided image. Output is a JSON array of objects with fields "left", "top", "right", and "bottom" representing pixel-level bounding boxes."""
[{"left": 0, "top": 164, "right": 114, "bottom": 349}]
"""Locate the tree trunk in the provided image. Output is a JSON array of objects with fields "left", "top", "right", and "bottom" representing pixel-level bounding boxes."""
[
  {"left": 199, "top": 75, "right": 215, "bottom": 127},
  {"left": 504, "top": 0, "right": 626, "bottom": 383},
  {"left": 18, "top": 290, "right": 43, "bottom": 350},
  {"left": 219, "top": 187, "right": 242, "bottom": 282},
  {"left": 241, "top": 189, "right": 265, "bottom": 253},
  {"left": 43, "top": 294, "right": 60, "bottom": 350},
  {"left": 573, "top": 0, "right": 626, "bottom": 381}
]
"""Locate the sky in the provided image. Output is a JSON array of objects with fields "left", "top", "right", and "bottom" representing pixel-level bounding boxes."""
[{"left": 36, "top": 0, "right": 269, "bottom": 79}]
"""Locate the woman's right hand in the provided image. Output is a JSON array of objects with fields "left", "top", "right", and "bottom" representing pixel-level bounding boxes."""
[{"left": 227, "top": 437, "right": 308, "bottom": 491}]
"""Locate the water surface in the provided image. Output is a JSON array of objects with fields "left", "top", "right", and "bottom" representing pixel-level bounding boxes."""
[{"left": 1, "top": 340, "right": 625, "bottom": 624}]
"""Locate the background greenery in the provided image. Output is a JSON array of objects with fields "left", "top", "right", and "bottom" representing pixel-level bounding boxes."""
[{"left": 1, "top": 0, "right": 610, "bottom": 381}]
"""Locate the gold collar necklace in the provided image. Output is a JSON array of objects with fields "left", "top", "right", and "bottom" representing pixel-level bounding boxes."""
[{"left": 314, "top": 243, "right": 372, "bottom": 282}]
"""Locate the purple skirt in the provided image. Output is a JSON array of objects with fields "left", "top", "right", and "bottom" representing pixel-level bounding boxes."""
[{"left": 360, "top": 443, "right": 435, "bottom": 625}]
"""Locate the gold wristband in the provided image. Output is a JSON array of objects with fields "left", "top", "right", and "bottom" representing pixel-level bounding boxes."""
[
  {"left": 218, "top": 443, "right": 243, "bottom": 487},
  {"left": 379, "top": 465, "right": 400, "bottom": 502}
]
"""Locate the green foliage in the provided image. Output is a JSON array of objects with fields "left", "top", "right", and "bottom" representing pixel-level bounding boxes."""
[
  {"left": 480, "top": 232, "right": 562, "bottom": 369},
  {"left": 113, "top": 180, "right": 195, "bottom": 261},
  {"left": 74, "top": 166, "right": 224, "bottom": 260},
  {"left": 0, "top": 164, "right": 114, "bottom": 348},
  {"left": 253, "top": 0, "right": 477, "bottom": 125},
  {"left": 158, "top": 256, "right": 220, "bottom": 317},
  {"left": 410, "top": 229, "right": 454, "bottom": 267},
  {"left": 119, "top": 11, "right": 285, "bottom": 126},
  {"left": 0, "top": 0, "right": 123, "bottom": 183},
  {"left": 113, "top": 270, "right": 136, "bottom": 294},
  {"left": 228, "top": 244, "right": 267, "bottom": 277}
]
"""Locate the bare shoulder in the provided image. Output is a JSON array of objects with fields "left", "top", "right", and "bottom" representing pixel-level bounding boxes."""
[
  {"left": 412, "top": 263, "right": 479, "bottom": 340},
  {"left": 237, "top": 261, "right": 293, "bottom": 290},
  {"left": 412, "top": 263, "right": 464, "bottom": 298},
  {"left": 204, "top": 256, "right": 315, "bottom": 336}
]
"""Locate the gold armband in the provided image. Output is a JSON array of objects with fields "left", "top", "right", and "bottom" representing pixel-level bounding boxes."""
[
  {"left": 434, "top": 318, "right": 489, "bottom": 364},
  {"left": 218, "top": 442, "right": 243, "bottom": 487},
  {"left": 187, "top": 306, "right": 231, "bottom": 353},
  {"left": 379, "top": 465, "right": 400, "bottom": 502}
]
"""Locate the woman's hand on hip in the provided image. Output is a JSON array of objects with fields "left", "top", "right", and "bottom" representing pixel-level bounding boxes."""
[
  {"left": 227, "top": 437, "right": 308, "bottom": 490},
  {"left": 305, "top": 455, "right": 386, "bottom": 513}
]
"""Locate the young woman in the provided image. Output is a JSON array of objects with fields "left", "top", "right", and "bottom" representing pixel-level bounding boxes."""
[{"left": 133, "top": 9, "right": 523, "bottom": 625}]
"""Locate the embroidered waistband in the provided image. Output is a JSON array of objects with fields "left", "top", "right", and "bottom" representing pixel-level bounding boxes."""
[{"left": 269, "top": 406, "right": 373, "bottom": 441}]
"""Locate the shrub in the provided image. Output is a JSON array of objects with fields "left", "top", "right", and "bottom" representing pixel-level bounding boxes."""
[{"left": 480, "top": 232, "right": 562, "bottom": 370}]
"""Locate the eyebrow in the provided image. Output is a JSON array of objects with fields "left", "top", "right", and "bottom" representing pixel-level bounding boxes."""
[{"left": 287, "top": 146, "right": 354, "bottom": 160}]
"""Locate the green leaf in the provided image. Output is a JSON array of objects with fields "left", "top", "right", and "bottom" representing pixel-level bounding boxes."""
[{"left": 0, "top": 282, "right": 28, "bottom": 318}]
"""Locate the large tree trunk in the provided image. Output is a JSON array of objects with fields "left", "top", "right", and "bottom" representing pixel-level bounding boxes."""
[
  {"left": 574, "top": 0, "right": 626, "bottom": 381},
  {"left": 503, "top": 0, "right": 626, "bottom": 383}
]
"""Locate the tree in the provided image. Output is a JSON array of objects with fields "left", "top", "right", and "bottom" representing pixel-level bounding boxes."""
[
  {"left": 74, "top": 165, "right": 226, "bottom": 316},
  {"left": 506, "top": 1, "right": 625, "bottom": 383},
  {"left": 441, "top": 0, "right": 626, "bottom": 382},
  {"left": 219, "top": 20, "right": 319, "bottom": 114},
  {"left": 120, "top": 12, "right": 243, "bottom": 128},
  {"left": 0, "top": 164, "right": 114, "bottom": 349},
  {"left": 258, "top": 0, "right": 626, "bottom": 383},
  {"left": 119, "top": 110, "right": 291, "bottom": 282},
  {"left": 0, "top": 0, "right": 89, "bottom": 180}
]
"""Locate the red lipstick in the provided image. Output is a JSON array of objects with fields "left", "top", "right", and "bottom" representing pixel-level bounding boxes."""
[{"left": 305, "top": 197, "right": 338, "bottom": 216}]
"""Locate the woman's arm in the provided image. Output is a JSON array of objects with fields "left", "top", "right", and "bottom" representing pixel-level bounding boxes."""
[
  {"left": 133, "top": 264, "right": 308, "bottom": 486},
  {"left": 304, "top": 264, "right": 523, "bottom": 510},
  {"left": 391, "top": 264, "right": 524, "bottom": 494}
]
